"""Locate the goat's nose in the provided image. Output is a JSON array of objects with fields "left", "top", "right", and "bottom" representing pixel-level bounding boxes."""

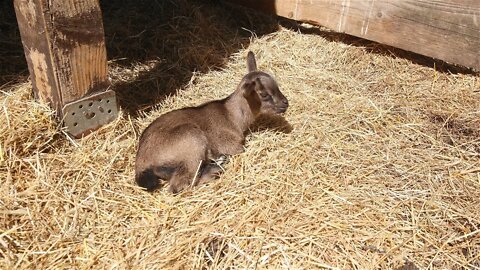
[{"left": 282, "top": 99, "right": 289, "bottom": 106}]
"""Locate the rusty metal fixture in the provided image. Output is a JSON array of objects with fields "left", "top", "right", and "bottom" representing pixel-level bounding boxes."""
[{"left": 62, "top": 90, "right": 118, "bottom": 138}]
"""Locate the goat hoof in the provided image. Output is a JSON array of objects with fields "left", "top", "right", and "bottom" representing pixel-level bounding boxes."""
[{"left": 212, "top": 155, "right": 229, "bottom": 166}]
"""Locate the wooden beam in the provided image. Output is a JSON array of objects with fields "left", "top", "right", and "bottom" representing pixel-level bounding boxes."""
[
  {"left": 13, "top": 0, "right": 109, "bottom": 116},
  {"left": 14, "top": 0, "right": 117, "bottom": 138},
  {"left": 228, "top": 0, "right": 480, "bottom": 70}
]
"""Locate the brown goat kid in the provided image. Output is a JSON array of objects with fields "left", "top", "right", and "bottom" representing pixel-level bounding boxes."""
[{"left": 135, "top": 52, "right": 289, "bottom": 193}]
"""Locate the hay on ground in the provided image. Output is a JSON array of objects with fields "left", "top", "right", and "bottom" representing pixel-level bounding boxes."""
[{"left": 1, "top": 1, "right": 479, "bottom": 269}]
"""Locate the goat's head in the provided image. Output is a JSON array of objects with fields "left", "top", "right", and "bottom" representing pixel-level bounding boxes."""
[{"left": 241, "top": 52, "right": 289, "bottom": 115}]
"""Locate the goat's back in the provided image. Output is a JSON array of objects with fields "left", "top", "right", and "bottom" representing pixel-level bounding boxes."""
[{"left": 135, "top": 98, "right": 239, "bottom": 171}]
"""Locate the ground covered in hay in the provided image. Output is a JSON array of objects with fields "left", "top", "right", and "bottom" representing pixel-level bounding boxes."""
[{"left": 1, "top": 1, "right": 480, "bottom": 269}]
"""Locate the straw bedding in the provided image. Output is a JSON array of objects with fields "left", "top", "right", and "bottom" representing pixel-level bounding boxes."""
[{"left": 1, "top": 1, "right": 479, "bottom": 269}]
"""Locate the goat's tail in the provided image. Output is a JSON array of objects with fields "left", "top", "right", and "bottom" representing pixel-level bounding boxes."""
[
  {"left": 136, "top": 166, "right": 176, "bottom": 191},
  {"left": 247, "top": 51, "right": 257, "bottom": 72}
]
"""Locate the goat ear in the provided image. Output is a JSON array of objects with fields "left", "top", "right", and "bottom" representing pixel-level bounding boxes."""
[
  {"left": 242, "top": 80, "right": 256, "bottom": 98},
  {"left": 243, "top": 79, "right": 262, "bottom": 114},
  {"left": 247, "top": 51, "right": 257, "bottom": 72},
  {"left": 254, "top": 77, "right": 264, "bottom": 91}
]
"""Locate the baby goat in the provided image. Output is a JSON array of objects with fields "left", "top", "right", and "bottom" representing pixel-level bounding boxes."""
[{"left": 135, "top": 52, "right": 289, "bottom": 193}]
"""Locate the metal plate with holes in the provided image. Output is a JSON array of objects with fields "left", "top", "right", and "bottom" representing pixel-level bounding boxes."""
[{"left": 62, "top": 90, "right": 119, "bottom": 138}]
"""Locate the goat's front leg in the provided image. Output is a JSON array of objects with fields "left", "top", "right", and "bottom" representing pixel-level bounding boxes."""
[
  {"left": 196, "top": 155, "right": 230, "bottom": 186},
  {"left": 220, "top": 138, "right": 246, "bottom": 156}
]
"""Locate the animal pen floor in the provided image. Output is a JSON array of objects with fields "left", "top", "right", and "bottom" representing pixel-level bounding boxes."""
[{"left": 1, "top": 1, "right": 479, "bottom": 269}]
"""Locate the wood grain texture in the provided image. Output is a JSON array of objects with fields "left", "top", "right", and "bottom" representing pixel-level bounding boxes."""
[
  {"left": 228, "top": 0, "right": 480, "bottom": 70},
  {"left": 14, "top": 0, "right": 108, "bottom": 116},
  {"left": 14, "top": 0, "right": 62, "bottom": 112},
  {"left": 50, "top": 0, "right": 108, "bottom": 103}
]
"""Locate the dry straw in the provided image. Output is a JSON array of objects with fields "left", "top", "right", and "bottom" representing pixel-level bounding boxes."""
[{"left": 1, "top": 0, "right": 479, "bottom": 269}]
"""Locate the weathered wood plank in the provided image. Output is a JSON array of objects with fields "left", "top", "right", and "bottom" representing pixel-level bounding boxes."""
[
  {"left": 13, "top": 0, "right": 109, "bottom": 116},
  {"left": 228, "top": 0, "right": 480, "bottom": 70},
  {"left": 13, "top": 0, "right": 62, "bottom": 112},
  {"left": 50, "top": 0, "right": 108, "bottom": 104}
]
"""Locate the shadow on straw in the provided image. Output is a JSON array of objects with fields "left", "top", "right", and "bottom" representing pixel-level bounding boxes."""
[{"left": 252, "top": 114, "right": 293, "bottom": 134}]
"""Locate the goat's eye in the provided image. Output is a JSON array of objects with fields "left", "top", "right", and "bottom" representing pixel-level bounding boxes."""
[{"left": 260, "top": 92, "right": 268, "bottom": 98}]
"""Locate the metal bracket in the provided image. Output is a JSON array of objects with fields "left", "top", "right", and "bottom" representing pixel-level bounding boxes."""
[{"left": 62, "top": 90, "right": 119, "bottom": 138}]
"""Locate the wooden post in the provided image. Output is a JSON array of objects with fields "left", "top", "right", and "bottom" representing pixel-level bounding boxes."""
[
  {"left": 13, "top": 0, "right": 118, "bottom": 138},
  {"left": 228, "top": 0, "right": 480, "bottom": 70}
]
